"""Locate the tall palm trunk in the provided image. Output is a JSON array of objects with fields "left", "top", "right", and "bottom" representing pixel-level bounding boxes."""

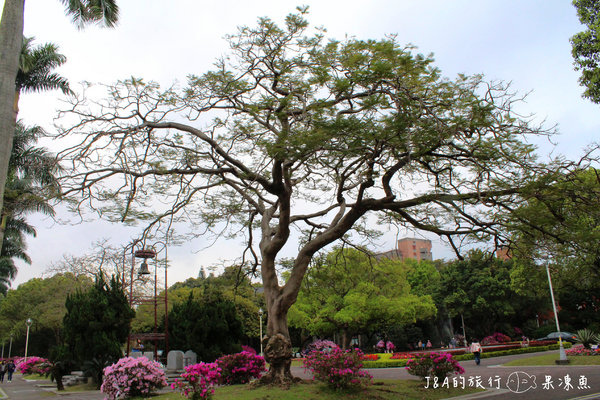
[{"left": 0, "top": 0, "right": 25, "bottom": 252}]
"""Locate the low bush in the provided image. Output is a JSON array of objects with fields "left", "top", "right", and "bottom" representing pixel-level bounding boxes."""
[
  {"left": 405, "top": 352, "right": 464, "bottom": 380},
  {"left": 101, "top": 357, "right": 167, "bottom": 400},
  {"left": 16, "top": 356, "right": 51, "bottom": 375},
  {"left": 576, "top": 329, "right": 599, "bottom": 349},
  {"left": 216, "top": 351, "right": 266, "bottom": 384},
  {"left": 303, "top": 347, "right": 372, "bottom": 391},
  {"left": 172, "top": 362, "right": 221, "bottom": 400}
]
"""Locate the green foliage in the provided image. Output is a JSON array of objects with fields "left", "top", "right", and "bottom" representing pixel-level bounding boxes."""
[
  {"left": 576, "top": 328, "right": 599, "bottom": 349},
  {"left": 438, "top": 250, "right": 538, "bottom": 338},
  {"left": 571, "top": 0, "right": 600, "bottom": 103},
  {"left": 0, "top": 273, "right": 92, "bottom": 354},
  {"left": 62, "top": 273, "right": 134, "bottom": 367},
  {"left": 167, "top": 293, "right": 244, "bottom": 362},
  {"left": 288, "top": 248, "right": 436, "bottom": 345}
]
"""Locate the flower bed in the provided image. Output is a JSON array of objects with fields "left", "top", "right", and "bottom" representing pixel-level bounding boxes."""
[
  {"left": 390, "top": 352, "right": 414, "bottom": 360},
  {"left": 362, "top": 354, "right": 380, "bottom": 361},
  {"left": 406, "top": 352, "right": 464, "bottom": 380},
  {"left": 362, "top": 342, "right": 572, "bottom": 368},
  {"left": 566, "top": 345, "right": 600, "bottom": 356}
]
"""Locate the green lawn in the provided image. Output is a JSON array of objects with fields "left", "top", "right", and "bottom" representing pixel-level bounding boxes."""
[
  {"left": 129, "top": 380, "right": 483, "bottom": 400},
  {"left": 504, "top": 354, "right": 600, "bottom": 366}
]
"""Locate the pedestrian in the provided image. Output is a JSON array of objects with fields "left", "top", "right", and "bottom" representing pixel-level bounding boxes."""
[
  {"left": 469, "top": 339, "right": 483, "bottom": 365},
  {"left": 426, "top": 340, "right": 432, "bottom": 349},
  {"left": 417, "top": 340, "right": 423, "bottom": 351},
  {"left": 450, "top": 337, "right": 457, "bottom": 348},
  {"left": 6, "top": 360, "right": 15, "bottom": 382},
  {"left": 0, "top": 361, "right": 5, "bottom": 383}
]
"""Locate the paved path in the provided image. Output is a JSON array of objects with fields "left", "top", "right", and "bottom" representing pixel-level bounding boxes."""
[
  {"left": 293, "top": 350, "right": 600, "bottom": 400},
  {"left": 0, "top": 351, "right": 598, "bottom": 399}
]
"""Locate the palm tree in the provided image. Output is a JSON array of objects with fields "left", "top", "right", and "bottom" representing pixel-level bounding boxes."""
[
  {"left": 0, "top": 0, "right": 120, "bottom": 248},
  {"left": 0, "top": 37, "right": 68, "bottom": 252},
  {"left": 0, "top": 121, "right": 60, "bottom": 291}
]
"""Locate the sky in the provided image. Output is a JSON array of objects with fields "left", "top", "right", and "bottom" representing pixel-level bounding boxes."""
[{"left": 5, "top": 0, "right": 600, "bottom": 287}]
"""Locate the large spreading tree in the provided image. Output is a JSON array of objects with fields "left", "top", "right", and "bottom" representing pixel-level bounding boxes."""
[
  {"left": 288, "top": 248, "right": 436, "bottom": 348},
  {"left": 55, "top": 10, "right": 597, "bottom": 383}
]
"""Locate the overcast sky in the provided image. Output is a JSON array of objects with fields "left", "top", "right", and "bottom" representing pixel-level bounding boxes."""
[{"left": 6, "top": 0, "right": 599, "bottom": 287}]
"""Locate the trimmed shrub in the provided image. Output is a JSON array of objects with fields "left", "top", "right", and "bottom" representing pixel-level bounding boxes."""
[
  {"left": 172, "top": 362, "right": 221, "bottom": 400},
  {"left": 303, "top": 347, "right": 372, "bottom": 391},
  {"left": 216, "top": 351, "right": 266, "bottom": 384},
  {"left": 101, "top": 357, "right": 167, "bottom": 400},
  {"left": 406, "top": 352, "right": 464, "bottom": 380}
]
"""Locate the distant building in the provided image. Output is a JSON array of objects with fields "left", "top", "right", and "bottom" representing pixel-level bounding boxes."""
[
  {"left": 496, "top": 246, "right": 511, "bottom": 261},
  {"left": 377, "top": 238, "right": 433, "bottom": 261}
]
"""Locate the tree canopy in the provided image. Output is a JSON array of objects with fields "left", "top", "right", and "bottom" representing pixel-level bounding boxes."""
[
  {"left": 54, "top": 9, "right": 598, "bottom": 383},
  {"left": 571, "top": 0, "right": 600, "bottom": 103},
  {"left": 288, "top": 248, "right": 436, "bottom": 348}
]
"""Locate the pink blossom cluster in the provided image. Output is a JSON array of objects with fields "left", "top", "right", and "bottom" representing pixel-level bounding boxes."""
[
  {"left": 171, "top": 362, "right": 221, "bottom": 400},
  {"left": 406, "top": 352, "right": 465, "bottom": 380},
  {"left": 16, "top": 356, "right": 51, "bottom": 375},
  {"left": 100, "top": 356, "right": 167, "bottom": 400},
  {"left": 306, "top": 339, "right": 339, "bottom": 353},
  {"left": 241, "top": 345, "right": 256, "bottom": 354},
  {"left": 216, "top": 351, "right": 266, "bottom": 385},
  {"left": 566, "top": 344, "right": 600, "bottom": 356},
  {"left": 481, "top": 332, "right": 512, "bottom": 345},
  {"left": 303, "top": 347, "right": 373, "bottom": 391}
]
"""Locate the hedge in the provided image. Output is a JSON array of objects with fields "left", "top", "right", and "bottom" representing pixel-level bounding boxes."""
[{"left": 361, "top": 343, "right": 572, "bottom": 368}]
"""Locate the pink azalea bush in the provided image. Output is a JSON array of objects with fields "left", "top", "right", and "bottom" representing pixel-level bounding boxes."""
[
  {"left": 101, "top": 356, "right": 167, "bottom": 400},
  {"left": 303, "top": 347, "right": 372, "bottom": 391},
  {"left": 566, "top": 344, "right": 600, "bottom": 356},
  {"left": 171, "top": 362, "right": 221, "bottom": 400},
  {"left": 16, "top": 356, "right": 51, "bottom": 375},
  {"left": 216, "top": 351, "right": 266, "bottom": 384},
  {"left": 306, "top": 339, "right": 338, "bottom": 353},
  {"left": 481, "top": 332, "right": 512, "bottom": 345},
  {"left": 406, "top": 352, "right": 465, "bottom": 380}
]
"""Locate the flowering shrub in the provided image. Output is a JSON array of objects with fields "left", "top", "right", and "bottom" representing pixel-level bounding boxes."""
[
  {"left": 216, "top": 351, "right": 266, "bottom": 384},
  {"left": 362, "top": 354, "right": 379, "bottom": 361},
  {"left": 406, "top": 352, "right": 465, "bottom": 380},
  {"left": 241, "top": 345, "right": 257, "bottom": 354},
  {"left": 306, "top": 339, "right": 339, "bottom": 353},
  {"left": 481, "top": 332, "right": 511, "bottom": 345},
  {"left": 390, "top": 352, "right": 414, "bottom": 360},
  {"left": 101, "top": 357, "right": 167, "bottom": 400},
  {"left": 17, "top": 356, "right": 51, "bottom": 375},
  {"left": 303, "top": 347, "right": 372, "bottom": 391},
  {"left": 566, "top": 344, "right": 600, "bottom": 356},
  {"left": 172, "top": 362, "right": 221, "bottom": 400}
]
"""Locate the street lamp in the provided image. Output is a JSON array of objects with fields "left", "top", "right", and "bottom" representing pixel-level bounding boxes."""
[
  {"left": 259, "top": 308, "right": 264, "bottom": 357},
  {"left": 8, "top": 334, "right": 12, "bottom": 358},
  {"left": 24, "top": 318, "right": 33, "bottom": 363},
  {"left": 545, "top": 263, "right": 569, "bottom": 364}
]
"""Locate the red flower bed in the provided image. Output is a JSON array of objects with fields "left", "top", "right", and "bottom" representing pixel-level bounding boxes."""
[
  {"left": 362, "top": 354, "right": 380, "bottom": 361},
  {"left": 390, "top": 353, "right": 414, "bottom": 360}
]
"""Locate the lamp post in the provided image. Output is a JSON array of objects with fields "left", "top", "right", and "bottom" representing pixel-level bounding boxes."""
[
  {"left": 24, "top": 318, "right": 32, "bottom": 363},
  {"left": 259, "top": 308, "right": 264, "bottom": 357},
  {"left": 545, "top": 263, "right": 569, "bottom": 364},
  {"left": 8, "top": 334, "right": 12, "bottom": 358}
]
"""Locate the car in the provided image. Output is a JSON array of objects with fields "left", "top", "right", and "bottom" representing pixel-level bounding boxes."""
[{"left": 537, "top": 331, "right": 578, "bottom": 343}]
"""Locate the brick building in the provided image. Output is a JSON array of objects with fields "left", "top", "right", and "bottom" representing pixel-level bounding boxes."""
[{"left": 377, "top": 238, "right": 433, "bottom": 261}]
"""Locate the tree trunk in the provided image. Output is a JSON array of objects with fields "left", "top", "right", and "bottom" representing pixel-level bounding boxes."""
[
  {"left": 0, "top": 0, "right": 25, "bottom": 251},
  {"left": 259, "top": 291, "right": 298, "bottom": 386}
]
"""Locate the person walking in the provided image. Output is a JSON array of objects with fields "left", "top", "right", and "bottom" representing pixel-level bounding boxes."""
[
  {"left": 470, "top": 339, "right": 483, "bottom": 365},
  {"left": 6, "top": 360, "right": 15, "bottom": 382},
  {"left": 0, "top": 361, "right": 5, "bottom": 382}
]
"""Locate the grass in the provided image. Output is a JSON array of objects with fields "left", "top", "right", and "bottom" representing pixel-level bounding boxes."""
[
  {"left": 504, "top": 354, "right": 600, "bottom": 366},
  {"left": 21, "top": 373, "right": 50, "bottom": 381},
  {"left": 129, "top": 379, "right": 483, "bottom": 400}
]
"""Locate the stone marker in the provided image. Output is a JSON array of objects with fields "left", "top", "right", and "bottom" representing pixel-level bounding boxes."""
[
  {"left": 183, "top": 350, "right": 197, "bottom": 366},
  {"left": 167, "top": 350, "right": 184, "bottom": 371}
]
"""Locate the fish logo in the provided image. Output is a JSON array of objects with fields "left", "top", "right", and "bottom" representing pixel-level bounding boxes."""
[{"left": 506, "top": 371, "right": 537, "bottom": 393}]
